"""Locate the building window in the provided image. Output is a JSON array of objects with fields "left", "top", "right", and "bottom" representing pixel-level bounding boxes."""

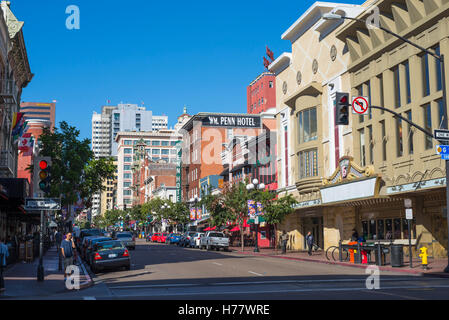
[
  {"left": 378, "top": 74, "right": 384, "bottom": 114},
  {"left": 298, "top": 149, "right": 318, "bottom": 179},
  {"left": 152, "top": 149, "right": 160, "bottom": 155},
  {"left": 161, "top": 149, "right": 169, "bottom": 155},
  {"left": 393, "top": 66, "right": 401, "bottom": 108},
  {"left": 404, "top": 60, "right": 411, "bottom": 104},
  {"left": 124, "top": 140, "right": 132, "bottom": 145},
  {"left": 124, "top": 190, "right": 131, "bottom": 196},
  {"left": 424, "top": 103, "right": 433, "bottom": 149},
  {"left": 124, "top": 165, "right": 131, "bottom": 171},
  {"left": 422, "top": 53, "right": 430, "bottom": 97},
  {"left": 368, "top": 126, "right": 373, "bottom": 164},
  {"left": 124, "top": 148, "right": 132, "bottom": 154},
  {"left": 161, "top": 141, "right": 169, "bottom": 146},
  {"left": 396, "top": 118, "right": 403, "bottom": 157},
  {"left": 406, "top": 110, "right": 413, "bottom": 155},
  {"left": 152, "top": 141, "right": 160, "bottom": 146},
  {"left": 124, "top": 182, "right": 131, "bottom": 188},
  {"left": 435, "top": 45, "right": 442, "bottom": 92},
  {"left": 359, "top": 129, "right": 366, "bottom": 167},
  {"left": 298, "top": 107, "right": 317, "bottom": 143},
  {"left": 124, "top": 173, "right": 131, "bottom": 179},
  {"left": 380, "top": 121, "right": 386, "bottom": 161},
  {"left": 124, "top": 156, "right": 132, "bottom": 162},
  {"left": 437, "top": 99, "right": 447, "bottom": 129},
  {"left": 269, "top": 81, "right": 273, "bottom": 88}
]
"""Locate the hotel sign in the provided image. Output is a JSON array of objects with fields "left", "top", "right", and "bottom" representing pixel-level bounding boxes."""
[{"left": 202, "top": 115, "right": 261, "bottom": 128}]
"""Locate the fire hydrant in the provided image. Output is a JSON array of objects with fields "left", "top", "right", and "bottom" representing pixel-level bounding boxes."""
[{"left": 419, "top": 247, "right": 428, "bottom": 270}]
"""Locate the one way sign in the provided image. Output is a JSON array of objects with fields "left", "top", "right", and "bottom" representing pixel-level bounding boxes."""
[
  {"left": 24, "top": 198, "right": 61, "bottom": 211},
  {"left": 434, "top": 129, "right": 449, "bottom": 141}
]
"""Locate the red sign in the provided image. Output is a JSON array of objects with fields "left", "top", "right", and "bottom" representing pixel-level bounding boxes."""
[{"left": 352, "top": 97, "right": 369, "bottom": 114}]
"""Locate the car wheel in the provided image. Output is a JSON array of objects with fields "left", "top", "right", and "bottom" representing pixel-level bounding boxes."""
[
  {"left": 206, "top": 244, "right": 210, "bottom": 251},
  {"left": 216, "top": 247, "right": 219, "bottom": 251}
]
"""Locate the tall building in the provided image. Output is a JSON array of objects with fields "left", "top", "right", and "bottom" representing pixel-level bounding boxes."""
[
  {"left": 115, "top": 130, "right": 181, "bottom": 209},
  {"left": 20, "top": 101, "right": 56, "bottom": 128},
  {"left": 268, "top": 2, "right": 362, "bottom": 251},
  {"left": 91, "top": 103, "right": 169, "bottom": 215},
  {"left": 247, "top": 72, "right": 276, "bottom": 114}
]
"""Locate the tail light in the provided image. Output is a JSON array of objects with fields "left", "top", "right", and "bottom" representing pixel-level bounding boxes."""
[
  {"left": 94, "top": 253, "right": 102, "bottom": 260},
  {"left": 123, "top": 249, "right": 129, "bottom": 257}
]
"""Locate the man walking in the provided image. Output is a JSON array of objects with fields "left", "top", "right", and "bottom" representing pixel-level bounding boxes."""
[
  {"left": 281, "top": 231, "right": 288, "bottom": 254},
  {"left": 60, "top": 233, "right": 76, "bottom": 280},
  {"left": 306, "top": 231, "right": 314, "bottom": 256}
]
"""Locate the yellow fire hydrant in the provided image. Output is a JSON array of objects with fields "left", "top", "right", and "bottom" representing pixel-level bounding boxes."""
[{"left": 419, "top": 247, "right": 428, "bottom": 270}]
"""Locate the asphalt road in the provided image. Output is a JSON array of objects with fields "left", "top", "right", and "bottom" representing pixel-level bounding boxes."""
[{"left": 69, "top": 239, "right": 449, "bottom": 300}]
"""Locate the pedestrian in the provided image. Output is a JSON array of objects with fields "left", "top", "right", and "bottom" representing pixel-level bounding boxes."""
[
  {"left": 281, "top": 231, "right": 288, "bottom": 254},
  {"left": 351, "top": 229, "right": 359, "bottom": 242},
  {"left": 306, "top": 231, "right": 314, "bottom": 256},
  {"left": 60, "top": 233, "right": 76, "bottom": 281},
  {"left": 55, "top": 230, "right": 62, "bottom": 253},
  {"left": 0, "top": 238, "right": 9, "bottom": 268}
]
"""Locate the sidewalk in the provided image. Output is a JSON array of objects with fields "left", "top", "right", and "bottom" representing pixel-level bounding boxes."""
[
  {"left": 0, "top": 246, "right": 93, "bottom": 299},
  {"left": 229, "top": 246, "right": 449, "bottom": 278}
]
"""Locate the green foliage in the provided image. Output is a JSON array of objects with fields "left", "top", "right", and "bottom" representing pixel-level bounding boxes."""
[
  {"left": 37, "top": 121, "right": 116, "bottom": 209},
  {"left": 260, "top": 192, "right": 298, "bottom": 225}
]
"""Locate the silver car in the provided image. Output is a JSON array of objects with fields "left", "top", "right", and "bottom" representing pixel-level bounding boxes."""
[
  {"left": 115, "top": 232, "right": 136, "bottom": 250},
  {"left": 190, "top": 232, "right": 204, "bottom": 248}
]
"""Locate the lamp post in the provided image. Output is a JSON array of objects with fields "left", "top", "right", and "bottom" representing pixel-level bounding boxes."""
[
  {"left": 246, "top": 178, "right": 265, "bottom": 253},
  {"left": 323, "top": 12, "right": 449, "bottom": 273},
  {"left": 162, "top": 203, "right": 171, "bottom": 232}
]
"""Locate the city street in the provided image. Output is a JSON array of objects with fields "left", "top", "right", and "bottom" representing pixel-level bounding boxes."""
[{"left": 70, "top": 240, "right": 449, "bottom": 300}]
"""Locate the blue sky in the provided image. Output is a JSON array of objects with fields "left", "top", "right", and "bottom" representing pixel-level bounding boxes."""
[{"left": 15, "top": 0, "right": 362, "bottom": 141}]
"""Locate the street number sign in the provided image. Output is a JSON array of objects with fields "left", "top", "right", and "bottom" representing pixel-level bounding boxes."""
[
  {"left": 24, "top": 198, "right": 61, "bottom": 211},
  {"left": 434, "top": 129, "right": 449, "bottom": 141},
  {"left": 352, "top": 96, "right": 369, "bottom": 115}
]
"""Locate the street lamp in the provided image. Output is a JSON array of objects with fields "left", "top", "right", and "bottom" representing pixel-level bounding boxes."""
[
  {"left": 323, "top": 11, "right": 449, "bottom": 273},
  {"left": 246, "top": 179, "right": 265, "bottom": 253},
  {"left": 162, "top": 203, "right": 171, "bottom": 232}
]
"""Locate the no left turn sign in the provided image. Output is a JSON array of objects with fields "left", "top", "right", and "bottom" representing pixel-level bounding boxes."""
[{"left": 352, "top": 96, "right": 369, "bottom": 115}]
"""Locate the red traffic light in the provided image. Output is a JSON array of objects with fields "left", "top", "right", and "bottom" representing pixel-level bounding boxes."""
[
  {"left": 339, "top": 96, "right": 348, "bottom": 104},
  {"left": 39, "top": 160, "right": 48, "bottom": 170}
]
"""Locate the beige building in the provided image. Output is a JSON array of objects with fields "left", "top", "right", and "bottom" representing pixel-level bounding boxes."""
[
  {"left": 269, "top": 2, "right": 363, "bottom": 251},
  {"left": 100, "top": 159, "right": 117, "bottom": 215},
  {"left": 328, "top": 0, "right": 449, "bottom": 258}
]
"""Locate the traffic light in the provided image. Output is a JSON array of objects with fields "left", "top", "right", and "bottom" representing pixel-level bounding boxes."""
[
  {"left": 335, "top": 92, "right": 350, "bottom": 125},
  {"left": 33, "top": 156, "right": 51, "bottom": 196}
]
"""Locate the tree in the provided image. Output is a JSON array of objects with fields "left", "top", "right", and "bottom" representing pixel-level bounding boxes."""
[
  {"left": 221, "top": 181, "right": 250, "bottom": 252},
  {"left": 170, "top": 201, "right": 189, "bottom": 232},
  {"left": 200, "top": 187, "right": 232, "bottom": 230},
  {"left": 259, "top": 191, "right": 298, "bottom": 250},
  {"left": 36, "top": 121, "right": 116, "bottom": 221}
]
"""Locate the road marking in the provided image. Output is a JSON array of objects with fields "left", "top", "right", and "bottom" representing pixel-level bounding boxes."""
[
  {"left": 109, "top": 284, "right": 449, "bottom": 297},
  {"left": 248, "top": 271, "right": 263, "bottom": 276},
  {"left": 109, "top": 283, "right": 197, "bottom": 289},
  {"left": 83, "top": 296, "right": 96, "bottom": 300},
  {"left": 212, "top": 262, "right": 223, "bottom": 266}
]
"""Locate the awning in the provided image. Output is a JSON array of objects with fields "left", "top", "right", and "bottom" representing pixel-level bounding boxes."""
[{"left": 230, "top": 226, "right": 240, "bottom": 232}]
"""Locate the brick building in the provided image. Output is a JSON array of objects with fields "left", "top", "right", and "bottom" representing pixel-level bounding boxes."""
[{"left": 247, "top": 72, "right": 276, "bottom": 114}]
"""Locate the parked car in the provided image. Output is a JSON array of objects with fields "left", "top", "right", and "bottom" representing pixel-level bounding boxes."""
[
  {"left": 90, "top": 240, "right": 130, "bottom": 273},
  {"left": 151, "top": 233, "right": 162, "bottom": 242},
  {"left": 180, "top": 231, "right": 197, "bottom": 247},
  {"left": 77, "top": 229, "right": 102, "bottom": 249},
  {"left": 81, "top": 235, "right": 102, "bottom": 260},
  {"left": 158, "top": 233, "right": 169, "bottom": 243},
  {"left": 167, "top": 233, "right": 181, "bottom": 244},
  {"left": 200, "top": 231, "right": 229, "bottom": 251},
  {"left": 146, "top": 233, "right": 153, "bottom": 242},
  {"left": 115, "top": 232, "right": 136, "bottom": 250},
  {"left": 85, "top": 237, "right": 112, "bottom": 265},
  {"left": 190, "top": 232, "right": 204, "bottom": 248}
]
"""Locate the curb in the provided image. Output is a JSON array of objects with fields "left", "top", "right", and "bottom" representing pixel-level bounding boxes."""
[{"left": 230, "top": 249, "right": 449, "bottom": 278}]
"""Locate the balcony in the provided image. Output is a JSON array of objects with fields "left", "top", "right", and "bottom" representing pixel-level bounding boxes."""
[
  {"left": 0, "top": 150, "right": 15, "bottom": 177},
  {"left": 0, "top": 79, "right": 19, "bottom": 105}
]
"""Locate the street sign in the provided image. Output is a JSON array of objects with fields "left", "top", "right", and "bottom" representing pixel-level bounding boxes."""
[
  {"left": 404, "top": 199, "right": 412, "bottom": 208},
  {"left": 24, "top": 198, "right": 61, "bottom": 211},
  {"left": 352, "top": 96, "right": 369, "bottom": 115},
  {"left": 406, "top": 208, "right": 413, "bottom": 220},
  {"left": 434, "top": 129, "right": 449, "bottom": 141},
  {"left": 436, "top": 145, "right": 449, "bottom": 159}
]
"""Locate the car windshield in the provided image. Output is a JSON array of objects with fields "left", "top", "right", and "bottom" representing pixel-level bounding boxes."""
[
  {"left": 92, "top": 237, "right": 111, "bottom": 244},
  {"left": 116, "top": 233, "right": 132, "bottom": 238},
  {"left": 97, "top": 241, "right": 124, "bottom": 251}
]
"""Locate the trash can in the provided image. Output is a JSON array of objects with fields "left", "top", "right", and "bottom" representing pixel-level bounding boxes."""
[{"left": 391, "top": 244, "right": 404, "bottom": 267}]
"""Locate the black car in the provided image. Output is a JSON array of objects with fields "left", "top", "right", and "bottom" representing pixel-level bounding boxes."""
[
  {"left": 78, "top": 229, "right": 102, "bottom": 249},
  {"left": 179, "top": 231, "right": 197, "bottom": 247},
  {"left": 85, "top": 237, "right": 112, "bottom": 265},
  {"left": 91, "top": 240, "right": 131, "bottom": 273}
]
